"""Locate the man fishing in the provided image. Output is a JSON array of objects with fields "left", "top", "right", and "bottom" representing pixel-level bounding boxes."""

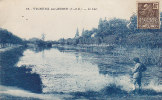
[{"left": 132, "top": 57, "right": 147, "bottom": 92}]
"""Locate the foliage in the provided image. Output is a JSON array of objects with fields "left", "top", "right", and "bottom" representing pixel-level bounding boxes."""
[
  {"left": 97, "top": 18, "right": 129, "bottom": 37},
  {"left": 0, "top": 29, "right": 23, "bottom": 44},
  {"left": 57, "top": 12, "right": 162, "bottom": 47}
]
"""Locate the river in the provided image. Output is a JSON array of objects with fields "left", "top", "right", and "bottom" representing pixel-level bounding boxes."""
[{"left": 0, "top": 46, "right": 162, "bottom": 99}]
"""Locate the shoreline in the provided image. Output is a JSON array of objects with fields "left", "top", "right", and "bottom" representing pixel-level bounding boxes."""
[
  {"left": 0, "top": 91, "right": 162, "bottom": 100},
  {"left": 0, "top": 45, "right": 22, "bottom": 53},
  {"left": 0, "top": 45, "right": 161, "bottom": 100}
]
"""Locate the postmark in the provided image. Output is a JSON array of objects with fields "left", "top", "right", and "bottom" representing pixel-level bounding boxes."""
[{"left": 137, "top": 1, "right": 160, "bottom": 29}]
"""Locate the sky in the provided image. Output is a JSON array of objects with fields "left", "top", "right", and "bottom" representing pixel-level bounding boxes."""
[{"left": 0, "top": 0, "right": 161, "bottom": 40}]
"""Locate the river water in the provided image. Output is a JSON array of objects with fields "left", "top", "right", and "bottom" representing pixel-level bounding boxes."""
[{"left": 0, "top": 46, "right": 162, "bottom": 99}]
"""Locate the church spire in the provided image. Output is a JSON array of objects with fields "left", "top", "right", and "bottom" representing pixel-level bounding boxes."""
[
  {"left": 75, "top": 28, "right": 79, "bottom": 38},
  {"left": 82, "top": 28, "right": 85, "bottom": 36},
  {"left": 41, "top": 33, "right": 45, "bottom": 41}
]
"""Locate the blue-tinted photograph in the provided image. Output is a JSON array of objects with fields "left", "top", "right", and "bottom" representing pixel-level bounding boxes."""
[{"left": 0, "top": 0, "right": 162, "bottom": 100}]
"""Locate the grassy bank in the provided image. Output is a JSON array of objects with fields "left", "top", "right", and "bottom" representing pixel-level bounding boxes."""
[{"left": 0, "top": 46, "right": 42, "bottom": 93}]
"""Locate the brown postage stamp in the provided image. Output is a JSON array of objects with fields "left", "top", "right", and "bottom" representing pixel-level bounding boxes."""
[{"left": 137, "top": 1, "right": 160, "bottom": 29}]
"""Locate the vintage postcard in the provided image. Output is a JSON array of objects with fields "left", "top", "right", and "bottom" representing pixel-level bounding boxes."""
[{"left": 0, "top": 0, "right": 162, "bottom": 100}]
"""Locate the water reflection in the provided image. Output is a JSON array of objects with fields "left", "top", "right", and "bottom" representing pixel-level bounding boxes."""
[
  {"left": 0, "top": 47, "right": 42, "bottom": 93},
  {"left": 17, "top": 47, "right": 133, "bottom": 94},
  {"left": 16, "top": 46, "right": 162, "bottom": 95},
  {"left": 55, "top": 46, "right": 162, "bottom": 91},
  {"left": 28, "top": 46, "right": 51, "bottom": 53}
]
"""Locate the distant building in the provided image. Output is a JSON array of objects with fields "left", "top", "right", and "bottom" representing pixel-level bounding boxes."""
[
  {"left": 74, "top": 28, "right": 79, "bottom": 39},
  {"left": 91, "top": 32, "right": 97, "bottom": 37},
  {"left": 41, "top": 33, "right": 45, "bottom": 41},
  {"left": 81, "top": 28, "right": 85, "bottom": 36}
]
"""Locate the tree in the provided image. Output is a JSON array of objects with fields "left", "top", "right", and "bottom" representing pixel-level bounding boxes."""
[
  {"left": 96, "top": 18, "right": 129, "bottom": 37},
  {"left": 127, "top": 14, "right": 137, "bottom": 32},
  {"left": 0, "top": 29, "right": 23, "bottom": 45}
]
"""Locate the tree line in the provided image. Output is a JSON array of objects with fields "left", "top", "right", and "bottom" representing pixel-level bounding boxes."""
[
  {"left": 57, "top": 13, "right": 162, "bottom": 47},
  {"left": 0, "top": 28, "right": 23, "bottom": 48}
]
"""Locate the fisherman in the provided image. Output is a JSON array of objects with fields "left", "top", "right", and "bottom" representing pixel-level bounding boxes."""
[{"left": 132, "top": 57, "right": 147, "bottom": 91}]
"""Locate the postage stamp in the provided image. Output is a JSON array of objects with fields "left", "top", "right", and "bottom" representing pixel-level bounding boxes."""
[{"left": 137, "top": 1, "right": 160, "bottom": 29}]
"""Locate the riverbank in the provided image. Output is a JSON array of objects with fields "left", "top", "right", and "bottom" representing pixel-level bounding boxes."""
[
  {"left": 0, "top": 45, "right": 161, "bottom": 100},
  {"left": 0, "top": 89, "right": 162, "bottom": 100},
  {"left": 0, "top": 85, "right": 71, "bottom": 100},
  {"left": 0, "top": 45, "right": 22, "bottom": 53},
  {"left": 52, "top": 44, "right": 114, "bottom": 54},
  {"left": 0, "top": 94, "right": 162, "bottom": 100}
]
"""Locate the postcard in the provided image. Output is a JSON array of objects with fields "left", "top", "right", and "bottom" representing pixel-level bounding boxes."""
[{"left": 0, "top": 0, "right": 162, "bottom": 100}]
